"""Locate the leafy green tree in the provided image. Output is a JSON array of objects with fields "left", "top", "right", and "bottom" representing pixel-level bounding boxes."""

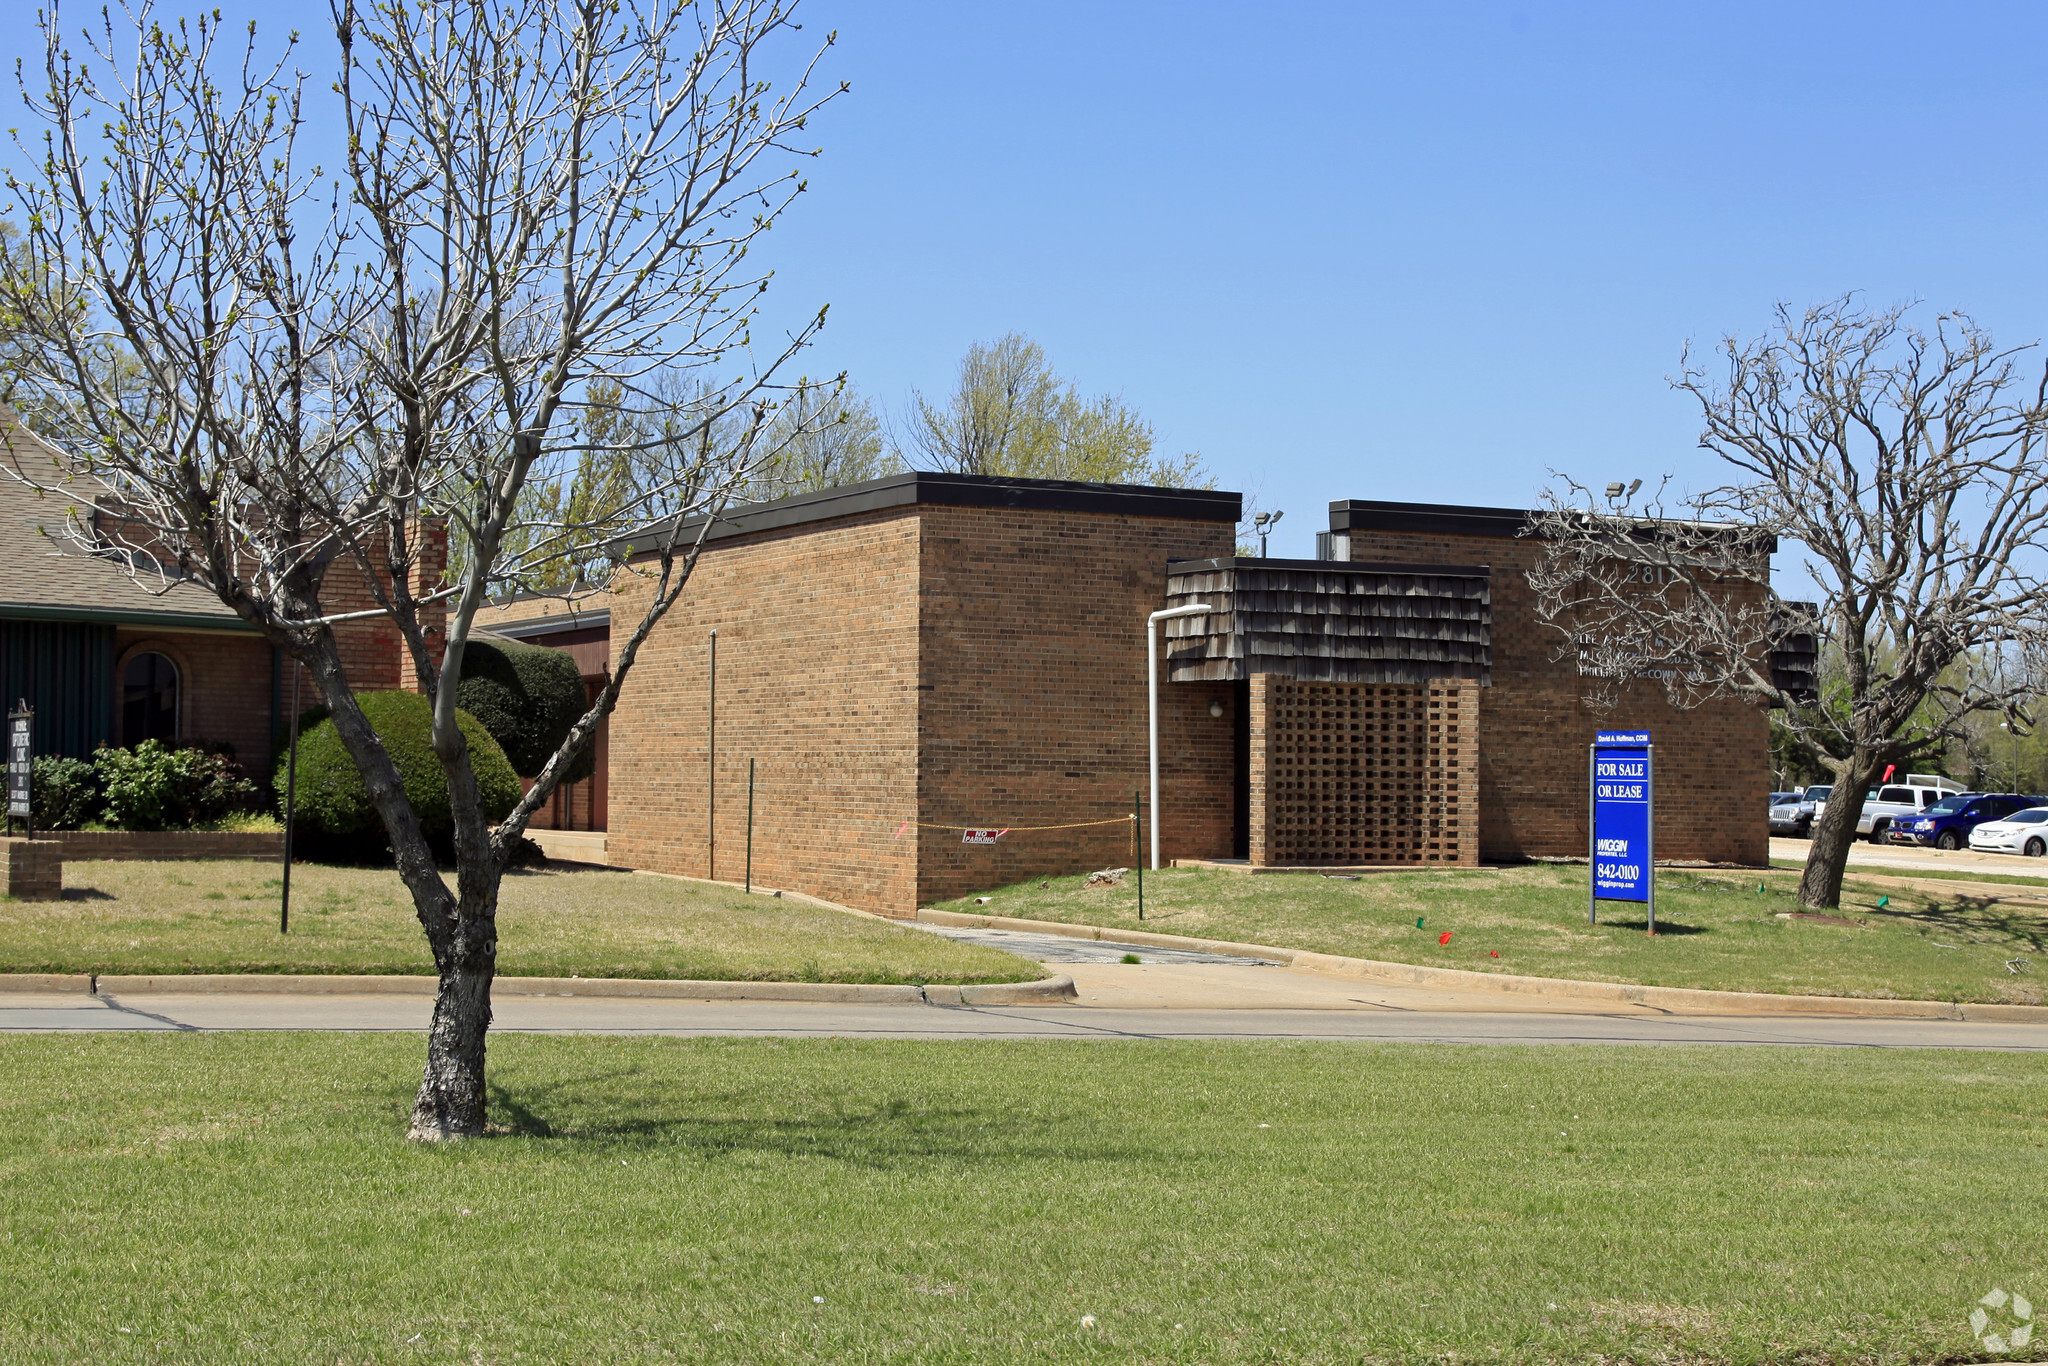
[
  {"left": 904, "top": 333, "right": 1212, "bottom": 487},
  {"left": 747, "top": 383, "right": 897, "bottom": 498}
]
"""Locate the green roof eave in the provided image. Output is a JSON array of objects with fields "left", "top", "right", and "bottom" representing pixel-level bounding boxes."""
[{"left": 0, "top": 601, "right": 259, "bottom": 633}]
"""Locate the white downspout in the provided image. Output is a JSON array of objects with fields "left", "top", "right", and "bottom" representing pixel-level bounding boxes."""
[{"left": 1148, "top": 603, "right": 1214, "bottom": 871}]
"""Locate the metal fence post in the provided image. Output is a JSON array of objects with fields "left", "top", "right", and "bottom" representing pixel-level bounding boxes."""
[
  {"left": 281, "top": 665, "right": 301, "bottom": 935},
  {"left": 1135, "top": 789, "right": 1144, "bottom": 921}
]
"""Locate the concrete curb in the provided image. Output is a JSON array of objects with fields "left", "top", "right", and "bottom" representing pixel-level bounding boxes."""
[
  {"left": 914, "top": 908, "right": 2048, "bottom": 1022},
  {"left": 0, "top": 973, "right": 94, "bottom": 994},
  {"left": 1, "top": 971, "right": 1078, "bottom": 1005}
]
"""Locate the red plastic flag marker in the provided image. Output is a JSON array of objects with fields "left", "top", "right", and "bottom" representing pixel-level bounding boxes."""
[
  {"left": 895, "top": 820, "right": 910, "bottom": 840},
  {"left": 1439, "top": 930, "right": 1454, "bottom": 946},
  {"left": 1490, "top": 949, "right": 1499, "bottom": 957}
]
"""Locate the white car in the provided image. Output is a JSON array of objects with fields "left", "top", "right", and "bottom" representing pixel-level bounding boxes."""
[
  {"left": 1967, "top": 806, "right": 2048, "bottom": 857},
  {"left": 1855, "top": 776, "right": 1964, "bottom": 843}
]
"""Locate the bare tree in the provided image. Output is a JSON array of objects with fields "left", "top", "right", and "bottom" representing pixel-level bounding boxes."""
[
  {"left": 1, "top": 0, "right": 843, "bottom": 1137},
  {"left": 1525, "top": 298, "right": 2048, "bottom": 909},
  {"left": 748, "top": 381, "right": 895, "bottom": 498}
]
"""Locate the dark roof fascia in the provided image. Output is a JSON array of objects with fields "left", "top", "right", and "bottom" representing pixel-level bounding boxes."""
[
  {"left": 488, "top": 609, "right": 612, "bottom": 640},
  {"left": 1169, "top": 555, "right": 1492, "bottom": 577},
  {"left": 619, "top": 472, "right": 1242, "bottom": 558},
  {"left": 1328, "top": 500, "right": 1533, "bottom": 538},
  {"left": 1328, "top": 499, "right": 1780, "bottom": 554},
  {"left": 0, "top": 602, "right": 257, "bottom": 633}
]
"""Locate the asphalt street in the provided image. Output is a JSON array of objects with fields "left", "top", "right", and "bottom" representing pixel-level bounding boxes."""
[
  {"left": 7, "top": 923, "right": 2044, "bottom": 1049},
  {"left": 2, "top": 984, "right": 2044, "bottom": 1049}
]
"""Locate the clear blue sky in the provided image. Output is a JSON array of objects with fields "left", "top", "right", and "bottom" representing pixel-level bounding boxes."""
[{"left": 7, "top": 1, "right": 2047, "bottom": 558}]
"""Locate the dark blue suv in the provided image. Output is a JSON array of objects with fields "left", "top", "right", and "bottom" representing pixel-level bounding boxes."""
[{"left": 1887, "top": 793, "right": 2048, "bottom": 849}]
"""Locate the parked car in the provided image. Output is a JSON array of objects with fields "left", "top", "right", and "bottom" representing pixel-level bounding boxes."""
[
  {"left": 1887, "top": 793, "right": 2048, "bottom": 850},
  {"left": 1968, "top": 806, "right": 2048, "bottom": 857},
  {"left": 1769, "top": 785, "right": 1834, "bottom": 837},
  {"left": 1855, "top": 776, "right": 1965, "bottom": 843}
]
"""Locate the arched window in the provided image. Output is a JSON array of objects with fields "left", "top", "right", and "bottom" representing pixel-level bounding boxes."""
[{"left": 121, "top": 651, "right": 180, "bottom": 745}]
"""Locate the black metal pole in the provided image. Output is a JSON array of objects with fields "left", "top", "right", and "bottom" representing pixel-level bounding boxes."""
[
  {"left": 281, "top": 665, "right": 301, "bottom": 935},
  {"left": 1586, "top": 743, "right": 1596, "bottom": 926},
  {"left": 1135, "top": 789, "right": 1144, "bottom": 921},
  {"left": 1645, "top": 742, "right": 1656, "bottom": 937},
  {"left": 745, "top": 757, "right": 755, "bottom": 894}
]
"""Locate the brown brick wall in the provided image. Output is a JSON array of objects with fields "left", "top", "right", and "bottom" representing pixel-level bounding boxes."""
[
  {"left": 601, "top": 501, "right": 1237, "bottom": 915},
  {"left": 912, "top": 503, "right": 1236, "bottom": 907},
  {"left": 1342, "top": 526, "right": 1768, "bottom": 864},
  {"left": 114, "top": 629, "right": 278, "bottom": 774},
  {"left": 315, "top": 518, "right": 449, "bottom": 693},
  {"left": 1249, "top": 675, "right": 1480, "bottom": 866},
  {"left": 604, "top": 509, "right": 924, "bottom": 914},
  {"left": 1, "top": 837, "right": 63, "bottom": 898},
  {"left": 53, "top": 831, "right": 283, "bottom": 861}
]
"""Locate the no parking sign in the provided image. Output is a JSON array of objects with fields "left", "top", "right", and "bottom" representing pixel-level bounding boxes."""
[{"left": 1589, "top": 730, "right": 1654, "bottom": 931}]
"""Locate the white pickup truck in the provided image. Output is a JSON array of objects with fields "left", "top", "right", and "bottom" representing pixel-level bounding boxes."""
[{"left": 1854, "top": 774, "right": 1964, "bottom": 843}]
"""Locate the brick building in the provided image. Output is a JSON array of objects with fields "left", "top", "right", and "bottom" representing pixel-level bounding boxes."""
[
  {"left": 0, "top": 413, "right": 438, "bottom": 783},
  {"left": 4, "top": 389, "right": 1773, "bottom": 906},
  {"left": 474, "top": 596, "right": 611, "bottom": 832},
  {"left": 1312, "top": 499, "right": 1771, "bottom": 868},
  {"left": 571, "top": 474, "right": 1771, "bottom": 916},
  {"left": 598, "top": 474, "right": 1242, "bottom": 912}
]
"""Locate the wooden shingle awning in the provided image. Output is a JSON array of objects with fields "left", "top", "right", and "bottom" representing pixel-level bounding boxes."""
[{"left": 1163, "top": 556, "right": 1491, "bottom": 685}]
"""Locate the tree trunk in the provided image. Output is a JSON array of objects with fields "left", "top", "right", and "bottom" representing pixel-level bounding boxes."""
[
  {"left": 408, "top": 912, "right": 497, "bottom": 1140},
  {"left": 1797, "top": 752, "right": 1883, "bottom": 910}
]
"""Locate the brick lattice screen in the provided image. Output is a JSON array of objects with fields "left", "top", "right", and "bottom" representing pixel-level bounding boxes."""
[{"left": 1249, "top": 676, "right": 1480, "bottom": 866}]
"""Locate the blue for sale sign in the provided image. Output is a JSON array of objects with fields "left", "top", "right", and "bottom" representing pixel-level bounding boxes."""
[{"left": 1590, "top": 730, "right": 1654, "bottom": 925}]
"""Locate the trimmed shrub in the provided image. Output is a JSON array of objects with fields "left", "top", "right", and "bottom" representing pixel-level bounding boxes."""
[
  {"left": 30, "top": 755, "right": 99, "bottom": 830},
  {"left": 93, "top": 741, "right": 258, "bottom": 831},
  {"left": 279, "top": 690, "right": 520, "bottom": 858},
  {"left": 456, "top": 637, "right": 594, "bottom": 781}
]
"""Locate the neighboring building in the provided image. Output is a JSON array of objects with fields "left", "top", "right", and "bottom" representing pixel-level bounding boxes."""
[
  {"left": 0, "top": 412, "right": 438, "bottom": 782},
  {"left": 473, "top": 596, "right": 612, "bottom": 832}
]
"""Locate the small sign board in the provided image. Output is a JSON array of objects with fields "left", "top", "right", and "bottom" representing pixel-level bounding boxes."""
[
  {"left": 1589, "top": 730, "right": 1653, "bottom": 928},
  {"left": 961, "top": 828, "right": 1006, "bottom": 845},
  {"left": 6, "top": 703, "right": 32, "bottom": 829}
]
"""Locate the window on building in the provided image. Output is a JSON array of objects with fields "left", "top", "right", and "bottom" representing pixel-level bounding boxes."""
[{"left": 121, "top": 651, "right": 180, "bottom": 745}]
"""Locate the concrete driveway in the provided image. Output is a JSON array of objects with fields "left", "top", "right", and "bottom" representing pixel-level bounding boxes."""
[{"left": 1770, "top": 835, "right": 2048, "bottom": 881}]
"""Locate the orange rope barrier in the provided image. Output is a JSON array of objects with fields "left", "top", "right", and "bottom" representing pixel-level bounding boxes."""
[{"left": 788, "top": 806, "right": 1137, "bottom": 833}]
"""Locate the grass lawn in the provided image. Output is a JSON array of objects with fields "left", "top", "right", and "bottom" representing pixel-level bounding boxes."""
[
  {"left": 0, "top": 861, "right": 1034, "bottom": 985},
  {"left": 0, "top": 1035, "right": 2042, "bottom": 1364},
  {"left": 933, "top": 864, "right": 2048, "bottom": 1005}
]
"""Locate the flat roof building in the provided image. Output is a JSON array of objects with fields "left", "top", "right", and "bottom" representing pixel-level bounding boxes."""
[{"left": 513, "top": 475, "right": 1770, "bottom": 915}]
